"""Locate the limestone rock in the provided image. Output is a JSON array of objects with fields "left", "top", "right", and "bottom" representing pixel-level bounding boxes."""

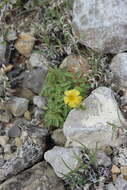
[
  {"left": 63, "top": 87, "right": 127, "bottom": 148},
  {"left": 44, "top": 146, "right": 81, "bottom": 178},
  {"left": 0, "top": 162, "right": 66, "bottom": 190},
  {"left": 0, "top": 119, "right": 48, "bottom": 183},
  {"left": 73, "top": 0, "right": 127, "bottom": 53},
  {"left": 110, "top": 53, "right": 127, "bottom": 89},
  {"left": 7, "top": 96, "right": 29, "bottom": 117},
  {"left": 15, "top": 33, "right": 35, "bottom": 57}
]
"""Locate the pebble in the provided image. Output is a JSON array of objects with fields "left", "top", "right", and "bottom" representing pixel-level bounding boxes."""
[
  {"left": 7, "top": 96, "right": 29, "bottom": 117},
  {"left": 60, "top": 55, "right": 90, "bottom": 76},
  {"left": 0, "top": 136, "right": 9, "bottom": 146},
  {"left": 15, "top": 33, "right": 35, "bottom": 57},
  {"left": 24, "top": 110, "right": 31, "bottom": 120},
  {"left": 8, "top": 126, "right": 21, "bottom": 138},
  {"left": 33, "top": 96, "right": 46, "bottom": 109}
]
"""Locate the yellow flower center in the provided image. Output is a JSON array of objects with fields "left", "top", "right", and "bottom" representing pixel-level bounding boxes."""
[{"left": 64, "top": 89, "right": 82, "bottom": 108}]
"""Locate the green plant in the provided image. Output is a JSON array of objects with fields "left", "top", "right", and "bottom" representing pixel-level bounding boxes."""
[{"left": 40, "top": 67, "right": 90, "bottom": 128}]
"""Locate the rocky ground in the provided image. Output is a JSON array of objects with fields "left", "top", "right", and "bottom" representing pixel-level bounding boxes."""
[{"left": 1, "top": 0, "right": 127, "bottom": 190}]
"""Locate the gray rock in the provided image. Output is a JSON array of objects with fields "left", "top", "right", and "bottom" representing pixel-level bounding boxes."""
[
  {"left": 33, "top": 95, "right": 46, "bottom": 109},
  {"left": 44, "top": 146, "right": 81, "bottom": 178},
  {"left": 107, "top": 175, "right": 127, "bottom": 190},
  {"left": 63, "top": 87, "right": 127, "bottom": 149},
  {"left": 7, "top": 96, "right": 29, "bottom": 117},
  {"left": 29, "top": 52, "right": 49, "bottom": 69},
  {"left": 52, "top": 129, "right": 66, "bottom": 146},
  {"left": 0, "top": 162, "right": 66, "bottom": 190},
  {"left": 110, "top": 53, "right": 127, "bottom": 89},
  {"left": 34, "top": 108, "right": 44, "bottom": 120},
  {"left": 97, "top": 152, "right": 111, "bottom": 167},
  {"left": 22, "top": 68, "right": 47, "bottom": 94},
  {"left": 8, "top": 126, "right": 21, "bottom": 138},
  {"left": 73, "top": 0, "right": 127, "bottom": 53},
  {"left": 0, "top": 36, "right": 6, "bottom": 63},
  {"left": 0, "top": 119, "right": 48, "bottom": 183}
]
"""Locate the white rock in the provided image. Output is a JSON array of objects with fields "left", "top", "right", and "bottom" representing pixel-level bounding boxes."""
[
  {"left": 33, "top": 96, "right": 46, "bottom": 109},
  {"left": 110, "top": 53, "right": 127, "bottom": 88},
  {"left": 73, "top": 0, "right": 127, "bottom": 53},
  {"left": 7, "top": 96, "right": 29, "bottom": 117},
  {"left": 0, "top": 136, "right": 9, "bottom": 146},
  {"left": 63, "top": 87, "right": 127, "bottom": 148},
  {"left": 44, "top": 146, "right": 81, "bottom": 178},
  {"left": 29, "top": 53, "right": 48, "bottom": 69}
]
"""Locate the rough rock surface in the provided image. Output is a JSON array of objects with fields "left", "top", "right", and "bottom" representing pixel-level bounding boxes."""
[
  {"left": 0, "top": 36, "right": 6, "bottom": 63},
  {"left": 107, "top": 175, "right": 127, "bottom": 190},
  {"left": 44, "top": 146, "right": 81, "bottom": 178},
  {"left": 110, "top": 53, "right": 127, "bottom": 89},
  {"left": 63, "top": 87, "right": 127, "bottom": 148},
  {"left": 0, "top": 162, "right": 65, "bottom": 190},
  {"left": 33, "top": 95, "right": 47, "bottom": 109},
  {"left": 0, "top": 119, "right": 48, "bottom": 183},
  {"left": 7, "top": 96, "right": 29, "bottom": 117},
  {"left": 73, "top": 0, "right": 127, "bottom": 53},
  {"left": 29, "top": 52, "right": 49, "bottom": 69},
  {"left": 21, "top": 68, "right": 47, "bottom": 94}
]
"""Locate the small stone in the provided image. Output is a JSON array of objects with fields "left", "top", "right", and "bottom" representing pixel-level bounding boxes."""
[
  {"left": 16, "top": 88, "right": 35, "bottom": 101},
  {"left": 0, "top": 111, "right": 12, "bottom": 123},
  {"left": 111, "top": 165, "right": 121, "bottom": 174},
  {"left": 15, "top": 33, "right": 35, "bottom": 57},
  {"left": 104, "top": 146, "right": 113, "bottom": 156},
  {"left": 15, "top": 137, "right": 22, "bottom": 147},
  {"left": 60, "top": 55, "right": 90, "bottom": 76},
  {"left": 33, "top": 96, "right": 46, "bottom": 109},
  {"left": 24, "top": 111, "right": 31, "bottom": 120},
  {"left": 97, "top": 152, "right": 111, "bottom": 167},
  {"left": 34, "top": 108, "right": 44, "bottom": 120},
  {"left": 22, "top": 68, "right": 47, "bottom": 94},
  {"left": 8, "top": 126, "right": 21, "bottom": 138},
  {"left": 52, "top": 129, "right": 66, "bottom": 146},
  {"left": 4, "top": 144, "right": 11, "bottom": 154},
  {"left": 7, "top": 96, "right": 29, "bottom": 117},
  {"left": 0, "top": 136, "right": 9, "bottom": 146},
  {"left": 6, "top": 30, "right": 17, "bottom": 41},
  {"left": 29, "top": 52, "right": 49, "bottom": 69},
  {"left": 121, "top": 166, "right": 127, "bottom": 177}
]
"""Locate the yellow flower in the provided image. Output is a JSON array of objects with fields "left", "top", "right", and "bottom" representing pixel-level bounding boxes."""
[{"left": 64, "top": 89, "right": 82, "bottom": 108}]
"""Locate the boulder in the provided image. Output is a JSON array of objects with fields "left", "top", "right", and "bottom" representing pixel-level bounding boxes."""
[
  {"left": 63, "top": 87, "right": 127, "bottom": 148},
  {"left": 44, "top": 146, "right": 81, "bottom": 178},
  {"left": 73, "top": 0, "right": 127, "bottom": 53}
]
